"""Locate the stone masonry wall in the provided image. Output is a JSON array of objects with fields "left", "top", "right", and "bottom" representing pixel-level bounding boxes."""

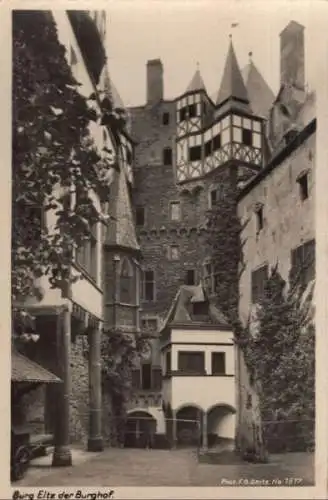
[{"left": 130, "top": 101, "right": 240, "bottom": 318}]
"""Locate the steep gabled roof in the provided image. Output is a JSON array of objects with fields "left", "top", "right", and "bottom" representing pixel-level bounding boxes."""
[
  {"left": 242, "top": 59, "right": 275, "bottom": 118},
  {"left": 12, "top": 350, "right": 62, "bottom": 384},
  {"left": 185, "top": 68, "right": 206, "bottom": 93},
  {"left": 159, "top": 284, "right": 230, "bottom": 333},
  {"left": 216, "top": 40, "right": 250, "bottom": 107},
  {"left": 105, "top": 163, "right": 140, "bottom": 252}
]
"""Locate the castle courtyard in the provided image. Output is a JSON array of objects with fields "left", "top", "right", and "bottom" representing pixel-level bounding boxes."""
[{"left": 17, "top": 447, "right": 314, "bottom": 488}]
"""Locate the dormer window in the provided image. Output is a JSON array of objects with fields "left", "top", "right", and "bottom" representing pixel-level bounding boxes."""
[{"left": 297, "top": 171, "right": 309, "bottom": 201}]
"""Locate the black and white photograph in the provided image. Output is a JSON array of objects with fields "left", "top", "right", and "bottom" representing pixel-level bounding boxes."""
[{"left": 8, "top": 1, "right": 325, "bottom": 496}]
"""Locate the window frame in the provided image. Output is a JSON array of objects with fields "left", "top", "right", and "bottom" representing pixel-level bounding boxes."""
[
  {"left": 251, "top": 264, "right": 269, "bottom": 304},
  {"left": 142, "top": 269, "right": 156, "bottom": 302},
  {"left": 163, "top": 147, "right": 173, "bottom": 166},
  {"left": 168, "top": 245, "right": 180, "bottom": 261},
  {"left": 135, "top": 206, "right": 145, "bottom": 227},
  {"left": 211, "top": 352, "right": 226, "bottom": 375},
  {"left": 297, "top": 171, "right": 309, "bottom": 201},
  {"left": 162, "top": 112, "right": 170, "bottom": 125},
  {"left": 178, "top": 351, "right": 205, "bottom": 374},
  {"left": 169, "top": 201, "right": 181, "bottom": 221}
]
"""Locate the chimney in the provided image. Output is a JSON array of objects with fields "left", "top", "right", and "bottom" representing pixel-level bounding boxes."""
[
  {"left": 147, "top": 59, "right": 163, "bottom": 104},
  {"left": 280, "top": 21, "right": 305, "bottom": 90}
]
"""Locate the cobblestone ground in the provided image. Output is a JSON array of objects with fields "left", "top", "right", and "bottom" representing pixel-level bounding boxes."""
[{"left": 16, "top": 448, "right": 314, "bottom": 487}]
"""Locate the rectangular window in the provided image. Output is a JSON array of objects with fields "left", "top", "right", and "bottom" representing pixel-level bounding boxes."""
[
  {"left": 290, "top": 239, "right": 315, "bottom": 288},
  {"left": 298, "top": 173, "right": 309, "bottom": 201},
  {"left": 212, "top": 352, "right": 226, "bottom": 375},
  {"left": 141, "top": 363, "right": 152, "bottom": 390},
  {"left": 212, "top": 133, "right": 221, "bottom": 151},
  {"left": 185, "top": 269, "right": 196, "bottom": 286},
  {"left": 179, "top": 107, "right": 187, "bottom": 122},
  {"left": 163, "top": 147, "right": 172, "bottom": 166},
  {"left": 178, "top": 351, "right": 205, "bottom": 374},
  {"left": 141, "top": 317, "right": 158, "bottom": 333},
  {"left": 143, "top": 270, "right": 155, "bottom": 302},
  {"left": 205, "top": 140, "right": 212, "bottom": 157},
  {"left": 76, "top": 223, "right": 97, "bottom": 282},
  {"left": 162, "top": 112, "right": 170, "bottom": 125},
  {"left": 188, "top": 103, "right": 197, "bottom": 118},
  {"left": 170, "top": 201, "right": 181, "bottom": 221},
  {"left": 152, "top": 367, "right": 162, "bottom": 390},
  {"left": 132, "top": 369, "right": 140, "bottom": 389},
  {"left": 210, "top": 189, "right": 217, "bottom": 208},
  {"left": 136, "top": 206, "right": 145, "bottom": 226},
  {"left": 166, "top": 350, "right": 171, "bottom": 375},
  {"left": 242, "top": 128, "right": 252, "bottom": 146},
  {"left": 255, "top": 206, "right": 264, "bottom": 232},
  {"left": 126, "top": 148, "right": 133, "bottom": 165},
  {"left": 168, "top": 245, "right": 179, "bottom": 261},
  {"left": 189, "top": 145, "right": 202, "bottom": 162},
  {"left": 251, "top": 264, "right": 268, "bottom": 304},
  {"left": 203, "top": 262, "right": 214, "bottom": 293}
]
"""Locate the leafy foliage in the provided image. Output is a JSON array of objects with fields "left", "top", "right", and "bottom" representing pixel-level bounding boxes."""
[
  {"left": 247, "top": 266, "right": 315, "bottom": 451},
  {"left": 204, "top": 169, "right": 247, "bottom": 340},
  {"left": 12, "top": 11, "right": 111, "bottom": 303},
  {"left": 101, "top": 328, "right": 150, "bottom": 445}
]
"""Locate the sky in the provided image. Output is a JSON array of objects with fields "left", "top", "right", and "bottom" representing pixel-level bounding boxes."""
[{"left": 104, "top": 0, "right": 325, "bottom": 107}]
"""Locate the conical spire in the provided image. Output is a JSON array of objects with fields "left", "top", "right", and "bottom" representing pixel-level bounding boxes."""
[
  {"left": 185, "top": 65, "right": 206, "bottom": 93},
  {"left": 216, "top": 40, "right": 250, "bottom": 107},
  {"left": 242, "top": 57, "right": 275, "bottom": 118},
  {"left": 105, "top": 164, "right": 140, "bottom": 252}
]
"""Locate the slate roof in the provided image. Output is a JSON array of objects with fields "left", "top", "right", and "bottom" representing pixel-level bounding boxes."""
[
  {"left": 185, "top": 68, "right": 206, "bottom": 93},
  {"left": 105, "top": 164, "right": 140, "bottom": 251},
  {"left": 242, "top": 60, "right": 275, "bottom": 118},
  {"left": 12, "top": 350, "right": 61, "bottom": 384},
  {"left": 159, "top": 283, "right": 231, "bottom": 333},
  {"left": 216, "top": 40, "right": 250, "bottom": 107}
]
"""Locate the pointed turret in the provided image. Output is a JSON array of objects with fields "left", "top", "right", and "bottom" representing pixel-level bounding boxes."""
[
  {"left": 242, "top": 57, "right": 275, "bottom": 118},
  {"left": 216, "top": 39, "right": 250, "bottom": 112},
  {"left": 185, "top": 68, "right": 206, "bottom": 94},
  {"left": 105, "top": 164, "right": 140, "bottom": 252}
]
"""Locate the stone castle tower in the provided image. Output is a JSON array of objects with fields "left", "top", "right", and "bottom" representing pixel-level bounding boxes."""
[{"left": 128, "top": 39, "right": 275, "bottom": 330}]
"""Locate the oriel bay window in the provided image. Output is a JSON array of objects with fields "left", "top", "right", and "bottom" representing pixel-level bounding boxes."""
[
  {"left": 119, "top": 257, "right": 134, "bottom": 304},
  {"left": 178, "top": 351, "right": 205, "bottom": 374}
]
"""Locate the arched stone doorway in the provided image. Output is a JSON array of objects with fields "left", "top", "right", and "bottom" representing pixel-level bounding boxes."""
[
  {"left": 207, "top": 404, "right": 236, "bottom": 449},
  {"left": 176, "top": 405, "right": 202, "bottom": 448},
  {"left": 124, "top": 410, "right": 157, "bottom": 448}
]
